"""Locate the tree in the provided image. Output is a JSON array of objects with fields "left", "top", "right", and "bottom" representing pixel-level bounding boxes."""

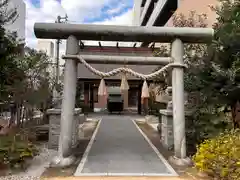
[
  {"left": 154, "top": 1, "right": 240, "bottom": 148},
  {"left": 0, "top": 0, "right": 20, "bottom": 101},
  {"left": 0, "top": 0, "right": 56, "bottom": 127},
  {"left": 153, "top": 11, "right": 232, "bottom": 151},
  {"left": 211, "top": 0, "right": 240, "bottom": 128},
  {"left": 153, "top": 11, "right": 208, "bottom": 90},
  {"left": 8, "top": 47, "right": 54, "bottom": 126}
]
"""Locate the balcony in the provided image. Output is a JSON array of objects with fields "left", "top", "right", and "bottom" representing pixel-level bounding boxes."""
[
  {"left": 140, "top": 0, "right": 178, "bottom": 26},
  {"left": 140, "top": 0, "right": 178, "bottom": 47}
]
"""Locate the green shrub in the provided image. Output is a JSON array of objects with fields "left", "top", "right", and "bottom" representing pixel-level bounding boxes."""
[
  {"left": 193, "top": 129, "right": 240, "bottom": 180},
  {"left": 0, "top": 134, "right": 39, "bottom": 168}
]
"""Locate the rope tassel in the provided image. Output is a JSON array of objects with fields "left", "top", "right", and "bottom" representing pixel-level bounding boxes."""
[
  {"left": 98, "top": 79, "right": 107, "bottom": 96},
  {"left": 141, "top": 80, "right": 149, "bottom": 98},
  {"left": 120, "top": 73, "right": 129, "bottom": 91}
]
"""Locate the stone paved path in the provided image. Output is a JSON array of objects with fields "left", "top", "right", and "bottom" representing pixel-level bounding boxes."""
[{"left": 74, "top": 115, "right": 177, "bottom": 176}]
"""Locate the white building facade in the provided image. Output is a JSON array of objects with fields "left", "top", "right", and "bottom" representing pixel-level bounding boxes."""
[
  {"left": 132, "top": 0, "right": 178, "bottom": 47},
  {"left": 36, "top": 40, "right": 56, "bottom": 79},
  {"left": 3, "top": 0, "right": 26, "bottom": 43},
  {"left": 37, "top": 40, "right": 54, "bottom": 57},
  {"left": 132, "top": 0, "right": 142, "bottom": 25}
]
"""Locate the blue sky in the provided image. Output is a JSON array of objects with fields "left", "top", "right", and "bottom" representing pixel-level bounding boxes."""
[
  {"left": 30, "top": 0, "right": 133, "bottom": 23},
  {"left": 25, "top": 0, "right": 134, "bottom": 49},
  {"left": 83, "top": 1, "right": 133, "bottom": 23},
  {"left": 23, "top": 0, "right": 134, "bottom": 65}
]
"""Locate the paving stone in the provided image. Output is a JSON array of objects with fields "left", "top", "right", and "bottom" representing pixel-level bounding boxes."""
[{"left": 75, "top": 115, "right": 176, "bottom": 176}]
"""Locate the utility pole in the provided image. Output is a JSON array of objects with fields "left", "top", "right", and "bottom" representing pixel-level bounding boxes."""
[
  {"left": 53, "top": 14, "right": 68, "bottom": 107},
  {"left": 55, "top": 14, "right": 68, "bottom": 85}
]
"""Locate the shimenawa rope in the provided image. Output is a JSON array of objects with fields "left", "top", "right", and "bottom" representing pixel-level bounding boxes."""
[{"left": 75, "top": 55, "right": 186, "bottom": 80}]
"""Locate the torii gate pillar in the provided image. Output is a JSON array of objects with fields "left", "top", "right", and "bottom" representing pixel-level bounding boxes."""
[
  {"left": 51, "top": 35, "right": 79, "bottom": 167},
  {"left": 169, "top": 39, "right": 191, "bottom": 166}
]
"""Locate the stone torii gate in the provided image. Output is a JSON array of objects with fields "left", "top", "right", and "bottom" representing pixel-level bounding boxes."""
[{"left": 34, "top": 23, "right": 213, "bottom": 167}]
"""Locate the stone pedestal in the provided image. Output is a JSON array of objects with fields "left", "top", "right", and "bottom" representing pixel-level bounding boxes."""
[
  {"left": 78, "top": 113, "right": 86, "bottom": 124},
  {"left": 159, "top": 109, "right": 192, "bottom": 151},
  {"left": 47, "top": 108, "right": 83, "bottom": 150},
  {"left": 77, "top": 114, "right": 86, "bottom": 140},
  {"left": 159, "top": 109, "right": 174, "bottom": 150}
]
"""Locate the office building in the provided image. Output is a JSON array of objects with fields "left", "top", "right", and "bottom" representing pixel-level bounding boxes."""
[
  {"left": 132, "top": 0, "right": 178, "bottom": 26},
  {"left": 36, "top": 40, "right": 55, "bottom": 78},
  {"left": 133, "top": 0, "right": 217, "bottom": 28},
  {"left": 4, "top": 0, "right": 26, "bottom": 44}
]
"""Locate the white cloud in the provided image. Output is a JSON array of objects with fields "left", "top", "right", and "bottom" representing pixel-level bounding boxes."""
[
  {"left": 93, "top": 8, "right": 133, "bottom": 25},
  {"left": 84, "top": 8, "right": 133, "bottom": 47},
  {"left": 24, "top": 1, "right": 52, "bottom": 47},
  {"left": 24, "top": 0, "right": 133, "bottom": 47},
  {"left": 61, "top": 0, "right": 114, "bottom": 22},
  {"left": 59, "top": 8, "right": 133, "bottom": 65},
  {"left": 23, "top": 0, "right": 133, "bottom": 65},
  {"left": 106, "top": 3, "right": 127, "bottom": 15},
  {"left": 41, "top": 0, "right": 66, "bottom": 18}
]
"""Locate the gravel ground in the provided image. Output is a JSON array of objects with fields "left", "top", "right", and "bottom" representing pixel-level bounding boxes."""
[
  {"left": 0, "top": 175, "right": 40, "bottom": 180},
  {"left": 0, "top": 144, "right": 57, "bottom": 180},
  {"left": 0, "top": 119, "right": 98, "bottom": 180}
]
